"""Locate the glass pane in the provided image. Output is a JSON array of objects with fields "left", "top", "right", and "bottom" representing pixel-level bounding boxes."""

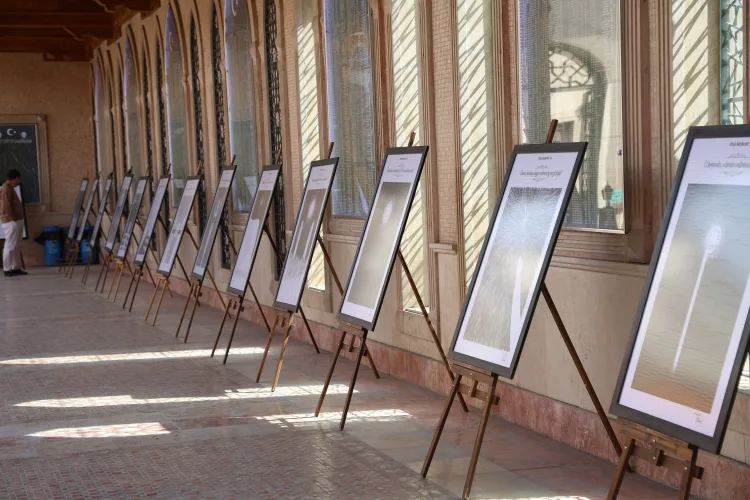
[
  {"left": 125, "top": 39, "right": 142, "bottom": 181},
  {"left": 673, "top": 1, "right": 745, "bottom": 167},
  {"left": 166, "top": 7, "right": 189, "bottom": 205},
  {"left": 325, "top": 0, "right": 377, "bottom": 217},
  {"left": 298, "top": 0, "right": 325, "bottom": 290},
  {"left": 519, "top": 0, "right": 624, "bottom": 231},
  {"left": 721, "top": 0, "right": 744, "bottom": 126},
  {"left": 225, "top": 0, "right": 260, "bottom": 211},
  {"left": 94, "top": 61, "right": 110, "bottom": 182},
  {"left": 393, "top": 0, "right": 428, "bottom": 310},
  {"left": 457, "top": 0, "right": 496, "bottom": 283}
]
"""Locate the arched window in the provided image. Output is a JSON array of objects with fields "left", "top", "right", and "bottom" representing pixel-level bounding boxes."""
[
  {"left": 94, "top": 60, "right": 110, "bottom": 180},
  {"left": 190, "top": 16, "right": 207, "bottom": 232},
  {"left": 108, "top": 72, "right": 118, "bottom": 191},
  {"left": 225, "top": 0, "right": 260, "bottom": 211},
  {"left": 212, "top": 4, "right": 231, "bottom": 268},
  {"left": 125, "top": 38, "right": 143, "bottom": 180},
  {"left": 392, "top": 0, "right": 428, "bottom": 310},
  {"left": 143, "top": 49, "right": 154, "bottom": 175},
  {"left": 297, "top": 0, "right": 324, "bottom": 290},
  {"left": 156, "top": 47, "right": 170, "bottom": 229},
  {"left": 456, "top": 0, "right": 497, "bottom": 283},
  {"left": 325, "top": 0, "right": 377, "bottom": 217},
  {"left": 119, "top": 67, "right": 129, "bottom": 189},
  {"left": 165, "top": 6, "right": 189, "bottom": 205}
]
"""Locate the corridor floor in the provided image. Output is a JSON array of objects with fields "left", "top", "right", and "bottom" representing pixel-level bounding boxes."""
[{"left": 0, "top": 267, "right": 681, "bottom": 499}]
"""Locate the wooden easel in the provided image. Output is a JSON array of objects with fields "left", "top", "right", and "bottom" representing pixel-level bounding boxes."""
[
  {"left": 82, "top": 183, "right": 109, "bottom": 287},
  {"left": 211, "top": 158, "right": 321, "bottom": 368},
  {"left": 315, "top": 132, "right": 468, "bottom": 429},
  {"left": 145, "top": 273, "right": 170, "bottom": 325},
  {"left": 107, "top": 219, "right": 155, "bottom": 303},
  {"left": 174, "top": 224, "right": 228, "bottom": 341},
  {"left": 122, "top": 215, "right": 179, "bottom": 312},
  {"left": 419, "top": 120, "right": 624, "bottom": 499},
  {"left": 607, "top": 423, "right": 702, "bottom": 500},
  {"left": 175, "top": 158, "right": 239, "bottom": 343}
]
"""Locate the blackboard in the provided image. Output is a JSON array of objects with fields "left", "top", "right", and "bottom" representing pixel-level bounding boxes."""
[{"left": 0, "top": 124, "right": 41, "bottom": 204}]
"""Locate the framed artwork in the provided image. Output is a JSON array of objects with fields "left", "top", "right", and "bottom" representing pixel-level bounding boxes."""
[
  {"left": 448, "top": 143, "right": 587, "bottom": 378},
  {"left": 133, "top": 176, "right": 170, "bottom": 266},
  {"left": 611, "top": 125, "right": 750, "bottom": 453},
  {"left": 104, "top": 175, "right": 133, "bottom": 252},
  {"left": 157, "top": 176, "right": 201, "bottom": 277},
  {"left": 0, "top": 184, "right": 28, "bottom": 241},
  {"left": 115, "top": 177, "right": 149, "bottom": 260},
  {"left": 339, "top": 146, "right": 429, "bottom": 330},
  {"left": 227, "top": 166, "right": 281, "bottom": 297},
  {"left": 191, "top": 167, "right": 237, "bottom": 281},
  {"left": 88, "top": 175, "right": 113, "bottom": 248},
  {"left": 274, "top": 158, "right": 339, "bottom": 312},
  {"left": 75, "top": 178, "right": 99, "bottom": 243},
  {"left": 66, "top": 178, "right": 89, "bottom": 240}
]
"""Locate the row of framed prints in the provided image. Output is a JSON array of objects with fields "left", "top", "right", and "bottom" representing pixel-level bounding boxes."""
[
  {"left": 78, "top": 124, "right": 750, "bottom": 461},
  {"left": 447, "top": 125, "right": 750, "bottom": 456}
]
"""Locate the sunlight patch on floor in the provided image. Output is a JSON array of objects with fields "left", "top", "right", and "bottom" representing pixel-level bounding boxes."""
[
  {"left": 0, "top": 347, "right": 264, "bottom": 365},
  {"left": 16, "top": 384, "right": 354, "bottom": 408},
  {"left": 28, "top": 422, "right": 170, "bottom": 439},
  {"left": 255, "top": 409, "right": 412, "bottom": 428}
]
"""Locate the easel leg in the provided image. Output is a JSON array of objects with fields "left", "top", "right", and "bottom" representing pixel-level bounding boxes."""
[
  {"left": 315, "top": 331, "right": 347, "bottom": 417},
  {"left": 176, "top": 282, "right": 195, "bottom": 338},
  {"left": 463, "top": 377, "right": 498, "bottom": 500},
  {"left": 144, "top": 278, "right": 160, "bottom": 321},
  {"left": 122, "top": 269, "right": 138, "bottom": 309},
  {"left": 95, "top": 254, "right": 108, "bottom": 291},
  {"left": 128, "top": 269, "right": 143, "bottom": 312},
  {"left": 248, "top": 284, "right": 270, "bottom": 332},
  {"left": 607, "top": 438, "right": 635, "bottom": 500},
  {"left": 100, "top": 257, "right": 111, "bottom": 295},
  {"left": 340, "top": 331, "right": 368, "bottom": 431},
  {"left": 222, "top": 302, "right": 244, "bottom": 365},
  {"left": 152, "top": 279, "right": 169, "bottom": 326},
  {"left": 541, "top": 284, "right": 623, "bottom": 458},
  {"left": 82, "top": 250, "right": 93, "bottom": 285},
  {"left": 422, "top": 374, "right": 463, "bottom": 477},
  {"left": 256, "top": 317, "right": 281, "bottom": 382},
  {"left": 363, "top": 343, "right": 380, "bottom": 379},
  {"left": 211, "top": 300, "right": 233, "bottom": 357},
  {"left": 678, "top": 447, "right": 699, "bottom": 500},
  {"left": 183, "top": 283, "right": 202, "bottom": 343},
  {"left": 271, "top": 315, "right": 295, "bottom": 391},
  {"left": 106, "top": 263, "right": 121, "bottom": 299},
  {"left": 298, "top": 307, "right": 320, "bottom": 354},
  {"left": 111, "top": 264, "right": 125, "bottom": 302}
]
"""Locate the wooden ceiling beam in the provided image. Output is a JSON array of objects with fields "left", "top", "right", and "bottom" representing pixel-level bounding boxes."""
[
  {"left": 96, "top": 0, "right": 160, "bottom": 12},
  {"left": 0, "top": 36, "right": 88, "bottom": 52},
  {"left": 0, "top": 25, "right": 116, "bottom": 39},
  {"left": 0, "top": 12, "right": 113, "bottom": 28}
]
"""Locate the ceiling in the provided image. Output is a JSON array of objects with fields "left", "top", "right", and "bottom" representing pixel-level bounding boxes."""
[{"left": 0, "top": 0, "right": 160, "bottom": 62}]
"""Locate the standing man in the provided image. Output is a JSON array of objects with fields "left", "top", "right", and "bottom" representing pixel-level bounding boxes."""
[{"left": 0, "top": 170, "right": 27, "bottom": 277}]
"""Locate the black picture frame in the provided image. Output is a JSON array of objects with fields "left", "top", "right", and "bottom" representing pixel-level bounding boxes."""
[
  {"left": 115, "top": 177, "right": 150, "bottom": 260},
  {"left": 273, "top": 158, "right": 339, "bottom": 313},
  {"left": 104, "top": 175, "right": 133, "bottom": 253},
  {"left": 75, "top": 177, "right": 99, "bottom": 243},
  {"left": 610, "top": 124, "right": 750, "bottom": 453},
  {"left": 447, "top": 142, "right": 587, "bottom": 378},
  {"left": 66, "top": 178, "right": 89, "bottom": 240},
  {"left": 191, "top": 167, "right": 237, "bottom": 281},
  {"left": 88, "top": 175, "right": 114, "bottom": 248},
  {"left": 337, "top": 146, "right": 429, "bottom": 331},
  {"left": 133, "top": 175, "right": 170, "bottom": 267},
  {"left": 227, "top": 165, "right": 281, "bottom": 297},
  {"left": 157, "top": 175, "right": 202, "bottom": 277}
]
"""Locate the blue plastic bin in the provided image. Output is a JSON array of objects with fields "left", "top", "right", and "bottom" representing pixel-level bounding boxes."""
[{"left": 43, "top": 226, "right": 62, "bottom": 266}]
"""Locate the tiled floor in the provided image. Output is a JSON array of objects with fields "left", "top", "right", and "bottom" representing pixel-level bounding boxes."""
[{"left": 0, "top": 267, "right": 682, "bottom": 499}]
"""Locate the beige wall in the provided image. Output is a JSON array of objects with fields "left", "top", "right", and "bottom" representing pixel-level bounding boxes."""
[{"left": 0, "top": 52, "right": 95, "bottom": 262}]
